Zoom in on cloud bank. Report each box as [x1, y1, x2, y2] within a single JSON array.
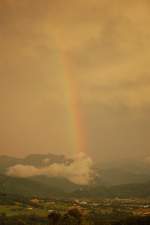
[[6, 153, 93, 185]]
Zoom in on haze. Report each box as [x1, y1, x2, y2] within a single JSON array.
[[0, 0, 150, 163]]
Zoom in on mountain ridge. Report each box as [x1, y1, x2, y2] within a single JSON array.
[[1, 154, 150, 198]]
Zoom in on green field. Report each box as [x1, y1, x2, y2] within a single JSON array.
[[0, 205, 46, 217], [0, 200, 73, 218]]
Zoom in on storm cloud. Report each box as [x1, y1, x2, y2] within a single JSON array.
[[0, 0, 150, 162]]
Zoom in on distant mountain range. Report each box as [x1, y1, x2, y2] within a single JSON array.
[[0, 154, 80, 197], [0, 174, 78, 198], [0, 153, 68, 173], [0, 154, 150, 198], [0, 173, 150, 199], [73, 181, 150, 198]]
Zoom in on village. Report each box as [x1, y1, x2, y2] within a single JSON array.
[[6, 197, 150, 218]]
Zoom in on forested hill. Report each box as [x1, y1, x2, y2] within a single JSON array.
[[1, 174, 150, 198]]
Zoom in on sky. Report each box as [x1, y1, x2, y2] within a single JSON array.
[[0, 0, 150, 163]]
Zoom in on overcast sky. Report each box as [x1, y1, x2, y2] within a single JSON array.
[[0, 0, 150, 162]]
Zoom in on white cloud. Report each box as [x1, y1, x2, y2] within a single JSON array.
[[6, 152, 93, 185]]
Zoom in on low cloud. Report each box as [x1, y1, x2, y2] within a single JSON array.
[[6, 153, 93, 185]]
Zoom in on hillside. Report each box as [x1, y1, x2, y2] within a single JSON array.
[[1, 154, 150, 198], [0, 174, 66, 197], [1, 173, 150, 199], [73, 181, 150, 198]]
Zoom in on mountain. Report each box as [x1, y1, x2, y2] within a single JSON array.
[[0, 154, 150, 198], [0, 153, 69, 173], [0, 174, 72, 197], [73, 181, 150, 198], [1, 154, 150, 185], [0, 155, 20, 173], [1, 173, 150, 198], [22, 153, 69, 167], [96, 167, 150, 186], [0, 154, 81, 197], [30, 176, 79, 193]]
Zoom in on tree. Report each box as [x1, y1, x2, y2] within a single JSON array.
[[66, 207, 83, 225], [48, 210, 61, 225]]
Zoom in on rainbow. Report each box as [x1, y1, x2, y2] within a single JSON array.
[[54, 44, 86, 155]]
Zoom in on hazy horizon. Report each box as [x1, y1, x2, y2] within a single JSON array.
[[1, 0, 150, 164]]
